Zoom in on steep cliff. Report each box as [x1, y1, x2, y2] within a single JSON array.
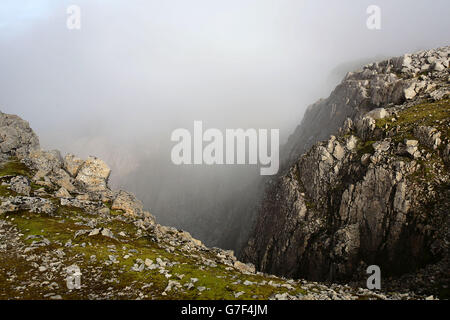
[[241, 46, 450, 297], [1, 111, 418, 300]]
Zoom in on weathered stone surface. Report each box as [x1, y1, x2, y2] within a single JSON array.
[[10, 176, 31, 196], [111, 190, 144, 217], [373, 139, 391, 153], [366, 108, 388, 120], [0, 196, 56, 215], [0, 112, 40, 159], [27, 150, 63, 174], [75, 157, 111, 193], [404, 84, 417, 100], [60, 198, 103, 214], [282, 46, 449, 167], [49, 168, 76, 192], [101, 228, 114, 238], [55, 187, 71, 198], [414, 126, 441, 150], [64, 154, 84, 177], [333, 142, 345, 160], [345, 135, 358, 150], [242, 46, 450, 288], [356, 117, 376, 141], [234, 261, 255, 274]]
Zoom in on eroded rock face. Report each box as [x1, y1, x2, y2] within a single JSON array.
[[0, 112, 40, 160], [0, 196, 56, 215], [27, 150, 63, 173], [243, 124, 449, 282], [25, 150, 76, 192], [242, 46, 450, 288], [414, 126, 442, 150], [0, 109, 141, 217], [64, 154, 84, 177], [10, 176, 31, 196], [112, 190, 146, 217], [55, 187, 71, 199], [282, 46, 449, 168], [75, 157, 111, 193]]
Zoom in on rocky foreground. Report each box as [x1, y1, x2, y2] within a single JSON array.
[[0, 110, 429, 300], [242, 46, 449, 298]]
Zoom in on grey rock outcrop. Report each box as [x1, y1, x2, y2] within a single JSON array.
[[242, 46, 449, 296], [64, 154, 84, 177], [414, 126, 442, 150], [0, 196, 56, 215], [75, 156, 111, 194], [282, 46, 449, 168], [0, 112, 40, 160], [10, 176, 31, 196], [55, 187, 71, 198], [112, 190, 149, 218]]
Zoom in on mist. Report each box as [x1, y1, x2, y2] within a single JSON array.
[[1, 0, 449, 250]]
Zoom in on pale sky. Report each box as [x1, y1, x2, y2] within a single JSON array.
[[1, 0, 449, 151]]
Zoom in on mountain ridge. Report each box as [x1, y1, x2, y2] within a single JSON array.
[[241, 45, 450, 298]]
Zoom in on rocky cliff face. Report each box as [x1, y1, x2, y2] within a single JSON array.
[[1, 110, 419, 300], [0, 112, 40, 160], [241, 46, 450, 297], [282, 46, 449, 168]]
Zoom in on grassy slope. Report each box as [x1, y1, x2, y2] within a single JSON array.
[[0, 161, 310, 300]]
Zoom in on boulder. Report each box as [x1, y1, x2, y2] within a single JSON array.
[[55, 187, 71, 198], [64, 154, 84, 177], [10, 176, 31, 196], [111, 190, 145, 217], [404, 139, 419, 147], [373, 140, 391, 153], [234, 261, 256, 274], [366, 108, 388, 120], [27, 150, 63, 174], [0, 112, 40, 159], [432, 62, 445, 72], [345, 135, 358, 151], [404, 84, 417, 100], [332, 142, 345, 160], [75, 156, 111, 193], [361, 153, 371, 165], [48, 168, 76, 192], [101, 228, 114, 238]]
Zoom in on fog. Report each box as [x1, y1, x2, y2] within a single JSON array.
[[1, 0, 449, 250]]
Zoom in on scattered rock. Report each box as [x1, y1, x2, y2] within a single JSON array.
[[55, 187, 71, 198], [10, 176, 31, 196], [234, 261, 255, 274]]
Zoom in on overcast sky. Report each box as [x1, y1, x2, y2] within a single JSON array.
[[0, 0, 449, 156]]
